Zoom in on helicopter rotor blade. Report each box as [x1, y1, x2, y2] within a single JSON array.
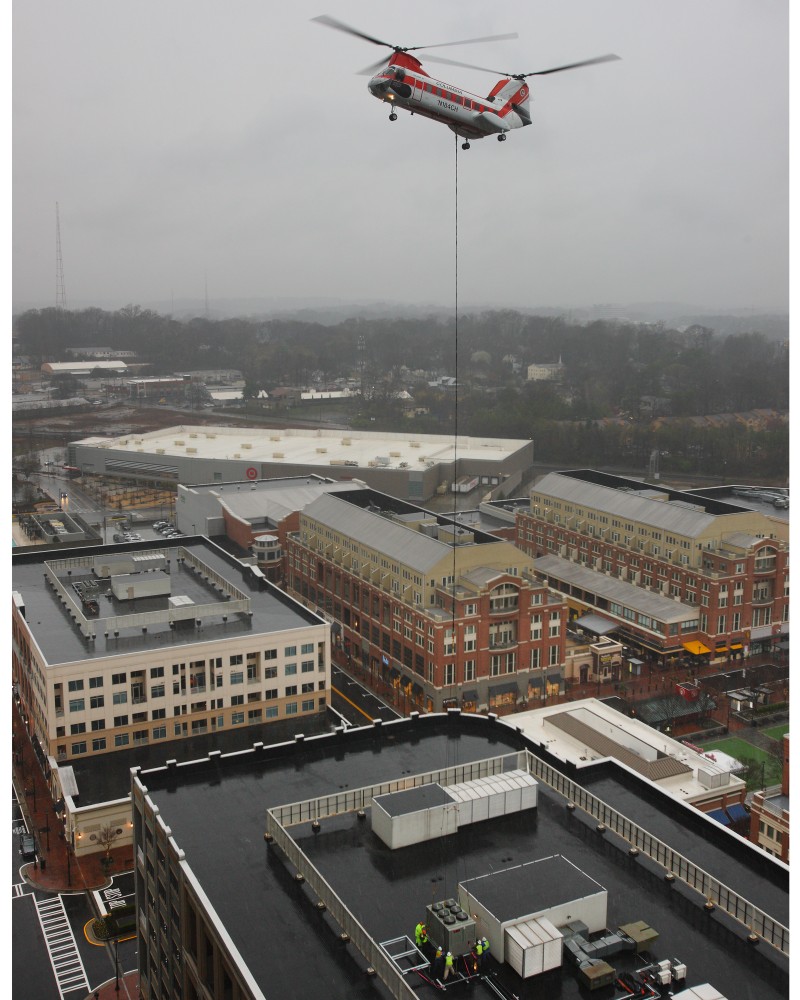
[[311, 14, 394, 50], [357, 57, 394, 77], [419, 51, 621, 79], [522, 54, 621, 77], [405, 32, 518, 53]]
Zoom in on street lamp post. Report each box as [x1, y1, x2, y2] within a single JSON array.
[[115, 935, 121, 992]]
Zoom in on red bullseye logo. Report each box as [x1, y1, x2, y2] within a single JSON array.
[[245, 467, 258, 481]]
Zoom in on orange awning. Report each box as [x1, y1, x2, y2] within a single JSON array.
[[682, 640, 711, 655], [729, 643, 743, 650]]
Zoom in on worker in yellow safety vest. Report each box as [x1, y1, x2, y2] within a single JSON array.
[[444, 951, 454, 980], [415, 922, 428, 948]]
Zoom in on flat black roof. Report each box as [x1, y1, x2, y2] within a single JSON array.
[[374, 783, 452, 817], [12, 536, 323, 665], [461, 855, 604, 923], [138, 714, 788, 1000]]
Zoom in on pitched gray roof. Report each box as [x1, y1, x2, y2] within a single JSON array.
[[301, 494, 452, 574], [533, 554, 695, 624], [534, 472, 718, 537]]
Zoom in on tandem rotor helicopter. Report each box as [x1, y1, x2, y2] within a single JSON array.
[[313, 15, 620, 149]]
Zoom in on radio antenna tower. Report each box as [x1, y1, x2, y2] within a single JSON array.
[[55, 202, 67, 309]]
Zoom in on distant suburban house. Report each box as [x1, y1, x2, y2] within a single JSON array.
[[526, 358, 566, 382]]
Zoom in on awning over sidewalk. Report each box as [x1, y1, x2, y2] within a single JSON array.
[[461, 690, 478, 702], [729, 643, 743, 651], [682, 640, 711, 655], [706, 808, 731, 826], [488, 681, 518, 699]]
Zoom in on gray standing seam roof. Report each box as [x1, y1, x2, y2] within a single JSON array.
[[301, 493, 454, 573], [534, 554, 696, 624], [534, 473, 722, 537]]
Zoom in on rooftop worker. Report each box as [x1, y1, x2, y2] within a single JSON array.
[[475, 937, 484, 971], [443, 951, 455, 981], [481, 936, 490, 963], [415, 922, 428, 948], [432, 946, 444, 980]]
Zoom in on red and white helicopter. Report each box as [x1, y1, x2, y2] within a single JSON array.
[[314, 15, 620, 149]]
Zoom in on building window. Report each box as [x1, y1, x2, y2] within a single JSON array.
[[89, 676, 103, 689], [115, 734, 130, 747], [285, 663, 297, 676], [229, 654, 243, 666], [90, 695, 104, 709], [232, 711, 245, 725], [444, 663, 455, 686], [285, 703, 298, 716], [92, 738, 106, 752], [230, 671, 244, 685], [301, 660, 315, 673], [549, 646, 559, 666], [70, 723, 86, 735], [113, 691, 127, 705], [150, 666, 164, 678], [152, 726, 167, 740], [69, 698, 85, 712], [285, 685, 297, 696], [91, 719, 105, 732], [302, 699, 315, 712], [68, 679, 84, 692], [301, 643, 314, 654], [265, 706, 278, 719], [285, 646, 297, 657], [71, 742, 87, 755], [464, 660, 475, 682], [264, 649, 277, 660], [231, 694, 244, 706]]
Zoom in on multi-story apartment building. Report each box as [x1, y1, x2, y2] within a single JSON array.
[[516, 470, 788, 664], [12, 538, 330, 765], [285, 488, 567, 715], [749, 734, 790, 862]]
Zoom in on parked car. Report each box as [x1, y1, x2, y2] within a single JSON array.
[[19, 832, 36, 860], [112, 533, 127, 543]]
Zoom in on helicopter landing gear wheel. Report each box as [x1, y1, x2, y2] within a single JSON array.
[[462, 141, 470, 150], [498, 133, 507, 142], [389, 112, 397, 122]]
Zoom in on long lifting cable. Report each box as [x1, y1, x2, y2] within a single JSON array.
[[440, 133, 461, 904]]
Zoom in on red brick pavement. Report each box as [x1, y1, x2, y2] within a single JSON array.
[[12, 700, 134, 894], [81, 970, 141, 1000]]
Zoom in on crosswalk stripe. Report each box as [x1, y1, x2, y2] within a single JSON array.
[[34, 895, 90, 999]]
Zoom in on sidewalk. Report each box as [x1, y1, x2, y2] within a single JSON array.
[[80, 970, 141, 1000], [12, 700, 134, 894]]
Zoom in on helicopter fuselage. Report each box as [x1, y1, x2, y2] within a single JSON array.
[[368, 54, 530, 140]]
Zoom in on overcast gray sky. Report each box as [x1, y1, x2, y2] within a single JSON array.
[[12, 0, 789, 314]]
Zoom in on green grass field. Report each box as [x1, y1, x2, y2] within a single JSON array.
[[699, 737, 783, 790], [761, 723, 789, 741]]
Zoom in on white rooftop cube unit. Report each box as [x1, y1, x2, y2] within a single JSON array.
[[443, 769, 537, 827], [111, 571, 171, 601], [672, 987, 726, 1000], [93, 552, 166, 578], [504, 916, 563, 978], [459, 855, 607, 967], [370, 785, 457, 850]]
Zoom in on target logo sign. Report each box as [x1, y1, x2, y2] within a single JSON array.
[[245, 467, 258, 481]]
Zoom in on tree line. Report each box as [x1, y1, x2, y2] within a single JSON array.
[[14, 306, 789, 480]]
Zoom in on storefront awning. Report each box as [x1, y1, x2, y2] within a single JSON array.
[[726, 803, 749, 824], [388, 667, 400, 681], [575, 613, 617, 636], [714, 646, 728, 653], [627, 658, 644, 666], [706, 808, 731, 826], [682, 640, 711, 655], [461, 690, 478, 702], [528, 676, 543, 689], [401, 675, 412, 690], [729, 643, 743, 651], [412, 683, 423, 698], [488, 681, 518, 698], [547, 672, 563, 684]]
